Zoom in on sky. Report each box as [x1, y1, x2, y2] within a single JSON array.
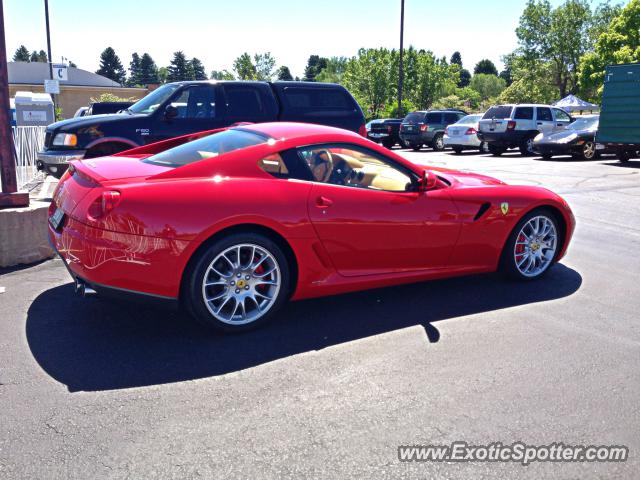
[[5, 0, 571, 79]]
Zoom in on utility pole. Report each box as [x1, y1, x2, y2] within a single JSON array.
[[0, 0, 29, 207], [398, 0, 405, 118], [44, 0, 56, 112]]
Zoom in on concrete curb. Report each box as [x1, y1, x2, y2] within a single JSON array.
[[0, 201, 54, 268]]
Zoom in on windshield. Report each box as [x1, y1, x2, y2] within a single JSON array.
[[567, 116, 598, 131], [128, 84, 180, 114], [456, 114, 482, 124], [143, 129, 268, 168]]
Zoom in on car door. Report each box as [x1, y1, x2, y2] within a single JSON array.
[[536, 107, 555, 134], [552, 108, 572, 131], [220, 83, 277, 124], [148, 84, 224, 143], [298, 143, 461, 277]]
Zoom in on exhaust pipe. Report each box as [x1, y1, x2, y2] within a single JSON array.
[[74, 279, 97, 297]]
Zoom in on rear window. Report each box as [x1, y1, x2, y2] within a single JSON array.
[[142, 129, 267, 168], [283, 87, 351, 109], [514, 107, 534, 120], [404, 112, 425, 123], [483, 106, 513, 119]]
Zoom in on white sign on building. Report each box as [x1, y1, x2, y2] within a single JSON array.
[[44, 79, 60, 94], [52, 64, 68, 81]]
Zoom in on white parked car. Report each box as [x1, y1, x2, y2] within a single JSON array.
[[443, 114, 489, 154], [478, 104, 573, 156]]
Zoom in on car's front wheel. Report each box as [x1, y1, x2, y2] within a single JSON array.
[[185, 233, 291, 332], [579, 141, 596, 160], [500, 210, 559, 280], [432, 133, 445, 151]]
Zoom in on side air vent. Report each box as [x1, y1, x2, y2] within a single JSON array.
[[473, 202, 492, 221]]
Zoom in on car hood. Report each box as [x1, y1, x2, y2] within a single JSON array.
[[434, 168, 506, 187], [47, 112, 140, 132], [537, 128, 594, 143]]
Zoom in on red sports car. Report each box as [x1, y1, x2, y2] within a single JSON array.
[[48, 122, 575, 332]]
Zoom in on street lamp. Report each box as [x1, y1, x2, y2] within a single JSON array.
[[398, 0, 405, 118]]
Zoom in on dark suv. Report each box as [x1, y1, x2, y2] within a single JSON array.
[[367, 118, 406, 149], [399, 109, 468, 151]]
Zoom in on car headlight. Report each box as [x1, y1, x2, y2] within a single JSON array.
[[534, 133, 543, 142], [52, 133, 78, 147], [557, 133, 578, 144]]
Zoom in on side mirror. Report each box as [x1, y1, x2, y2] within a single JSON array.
[[164, 104, 178, 120], [419, 170, 438, 192]]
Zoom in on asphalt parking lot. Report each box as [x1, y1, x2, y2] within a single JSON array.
[[1, 149, 639, 479]]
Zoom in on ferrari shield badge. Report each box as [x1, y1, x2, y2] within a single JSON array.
[[500, 202, 509, 215]]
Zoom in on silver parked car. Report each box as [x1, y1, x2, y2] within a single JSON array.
[[443, 114, 489, 154]]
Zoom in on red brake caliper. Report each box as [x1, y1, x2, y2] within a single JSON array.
[[515, 233, 526, 258]]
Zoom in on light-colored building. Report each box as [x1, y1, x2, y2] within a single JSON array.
[[8, 62, 147, 119]]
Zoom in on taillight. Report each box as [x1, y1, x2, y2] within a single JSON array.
[[420, 124, 428, 132], [88, 191, 121, 219], [507, 120, 517, 131], [358, 124, 367, 137], [465, 127, 478, 135]]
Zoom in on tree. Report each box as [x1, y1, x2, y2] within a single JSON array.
[[303, 55, 328, 81], [157, 67, 168, 84], [315, 57, 348, 83], [30, 50, 47, 62], [516, 0, 593, 97], [139, 53, 159, 84], [470, 73, 507, 99], [210, 69, 235, 80], [499, 68, 512, 86], [167, 51, 192, 82], [233, 52, 257, 80], [579, 0, 639, 99], [450, 51, 463, 66], [474, 59, 498, 76], [254, 53, 276, 81], [13, 45, 30, 62], [96, 47, 126, 84], [342, 48, 395, 118], [276, 66, 293, 81], [190, 58, 207, 80], [458, 69, 472, 87], [128, 53, 142, 86]]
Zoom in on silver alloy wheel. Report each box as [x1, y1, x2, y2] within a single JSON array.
[[526, 138, 535, 153], [583, 141, 596, 159], [480, 141, 490, 153], [202, 243, 281, 325], [435, 135, 444, 149], [514, 215, 558, 278]]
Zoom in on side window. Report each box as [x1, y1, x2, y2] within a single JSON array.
[[283, 87, 351, 109], [224, 86, 267, 119], [514, 107, 534, 120], [425, 113, 442, 124], [554, 108, 571, 122], [444, 113, 459, 124], [170, 86, 216, 119], [298, 145, 414, 192], [536, 107, 553, 121], [258, 154, 289, 179]]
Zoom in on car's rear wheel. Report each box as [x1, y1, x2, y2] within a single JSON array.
[[519, 137, 536, 156], [500, 210, 559, 280], [432, 133, 445, 151], [382, 139, 394, 149], [618, 151, 631, 163], [411, 144, 422, 151], [479, 141, 490, 154], [488, 144, 504, 156], [186, 233, 291, 332]]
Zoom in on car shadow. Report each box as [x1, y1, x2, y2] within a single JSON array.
[[603, 160, 640, 169], [26, 265, 582, 392]]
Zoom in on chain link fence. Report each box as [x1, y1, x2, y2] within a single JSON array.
[[4, 126, 47, 192]]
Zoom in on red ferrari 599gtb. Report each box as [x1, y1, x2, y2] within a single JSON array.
[[48, 122, 575, 332]]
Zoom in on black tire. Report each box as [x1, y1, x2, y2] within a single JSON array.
[[452, 147, 463, 155], [431, 133, 445, 151], [488, 144, 504, 156], [618, 151, 631, 163], [382, 139, 394, 149], [519, 137, 536, 156], [400, 139, 410, 149], [185, 232, 291, 333], [479, 142, 490, 154], [580, 141, 596, 160], [499, 209, 560, 281], [411, 144, 422, 151]]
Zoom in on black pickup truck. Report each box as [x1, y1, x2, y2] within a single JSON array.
[[38, 81, 365, 177], [367, 118, 406, 149]]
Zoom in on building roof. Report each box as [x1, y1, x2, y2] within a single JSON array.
[[8, 61, 122, 87]]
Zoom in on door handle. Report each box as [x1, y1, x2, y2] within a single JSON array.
[[316, 196, 333, 208], [537, 122, 543, 125]]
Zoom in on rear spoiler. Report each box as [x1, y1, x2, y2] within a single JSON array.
[[113, 127, 230, 157]]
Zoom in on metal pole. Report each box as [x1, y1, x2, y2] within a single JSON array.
[[44, 0, 56, 112], [0, 0, 29, 206], [398, 0, 405, 118]]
